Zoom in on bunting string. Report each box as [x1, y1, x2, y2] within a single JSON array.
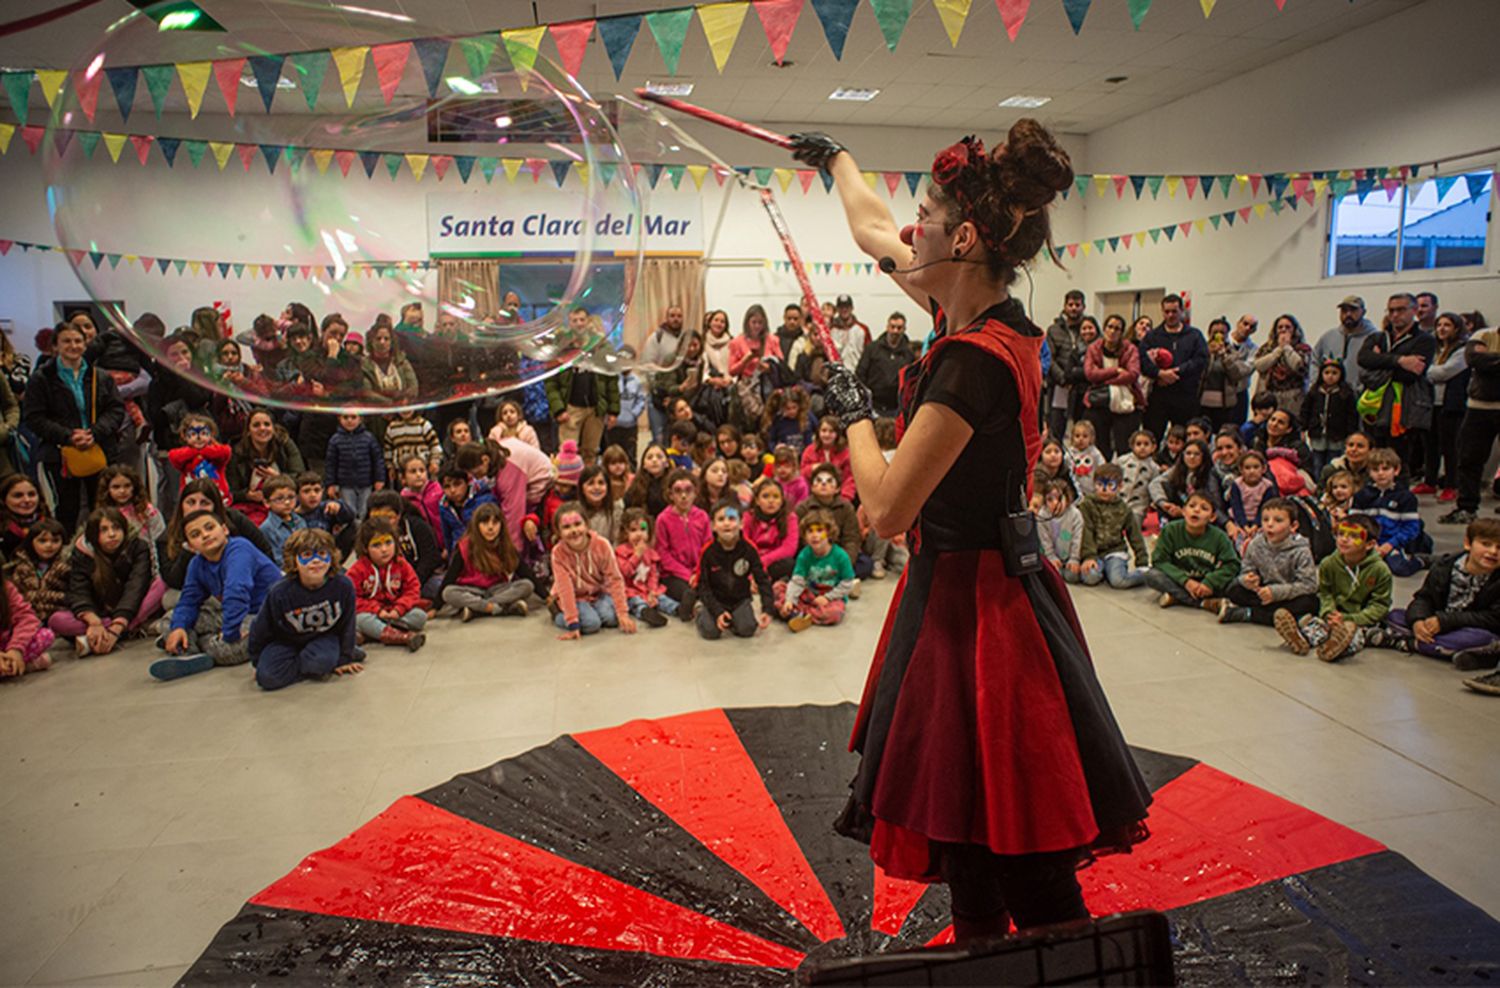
[[0, 235, 431, 281]]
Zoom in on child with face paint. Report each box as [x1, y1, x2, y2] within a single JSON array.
[[614, 507, 678, 628], [695, 500, 774, 640], [551, 502, 635, 639], [654, 468, 712, 620], [348, 519, 427, 652], [246, 528, 361, 690], [1276, 513, 1392, 662]]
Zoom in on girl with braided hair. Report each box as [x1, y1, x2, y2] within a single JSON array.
[[791, 121, 1150, 940]]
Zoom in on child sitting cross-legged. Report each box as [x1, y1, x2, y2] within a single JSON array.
[[257, 475, 308, 564], [1367, 517, 1500, 673], [1225, 449, 1279, 552], [551, 502, 636, 639], [8, 518, 71, 626], [348, 518, 427, 652], [774, 508, 855, 633], [1145, 492, 1240, 610], [1078, 463, 1149, 589], [1275, 513, 1392, 662], [1113, 429, 1160, 526], [247, 528, 361, 691], [52, 507, 165, 657], [795, 463, 867, 584], [440, 503, 533, 622], [696, 501, 774, 640], [366, 490, 444, 605], [0, 566, 55, 678], [1218, 497, 1318, 626], [614, 507, 678, 628], [655, 468, 711, 621], [1038, 479, 1084, 581], [1351, 447, 1430, 577]]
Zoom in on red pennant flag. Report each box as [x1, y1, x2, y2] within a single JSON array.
[[1179, 221, 1192, 237], [261, 264, 273, 278], [550, 20, 596, 78], [1112, 175, 1129, 198], [235, 143, 257, 171], [20, 125, 44, 155], [995, 0, 1031, 40], [1122, 233, 1133, 248], [371, 42, 410, 104], [1291, 176, 1310, 198], [1066, 243, 1078, 258], [1183, 175, 1199, 198], [431, 154, 453, 180], [1274, 0, 1287, 8], [299, 264, 312, 278], [712, 165, 729, 186], [67, 248, 86, 266], [138, 256, 154, 271], [334, 150, 356, 176], [213, 58, 245, 116], [754, 0, 803, 64], [74, 67, 103, 122], [0, 240, 12, 255], [797, 169, 816, 193], [1238, 206, 1252, 221], [1249, 174, 1263, 196], [129, 134, 153, 165], [526, 157, 546, 182], [883, 171, 901, 195]]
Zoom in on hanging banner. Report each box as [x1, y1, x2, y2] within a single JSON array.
[[427, 188, 703, 257]]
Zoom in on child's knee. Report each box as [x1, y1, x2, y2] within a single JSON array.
[[1080, 567, 1103, 586]]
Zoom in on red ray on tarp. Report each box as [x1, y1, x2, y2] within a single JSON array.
[[574, 708, 848, 943], [871, 866, 930, 936], [250, 796, 805, 970]]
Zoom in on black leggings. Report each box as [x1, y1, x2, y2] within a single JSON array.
[[938, 842, 1088, 939]]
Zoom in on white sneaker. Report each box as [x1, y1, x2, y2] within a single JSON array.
[[871, 562, 887, 580], [850, 578, 862, 599], [75, 636, 92, 658], [1158, 592, 1175, 608]]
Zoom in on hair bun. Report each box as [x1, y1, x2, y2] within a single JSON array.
[[993, 118, 1073, 208]]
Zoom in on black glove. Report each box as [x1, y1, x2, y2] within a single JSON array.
[[789, 132, 846, 173], [823, 364, 875, 430]]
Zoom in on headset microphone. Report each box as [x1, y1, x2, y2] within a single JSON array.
[[877, 256, 982, 275]]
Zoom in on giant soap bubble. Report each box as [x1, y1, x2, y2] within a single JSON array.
[[42, 0, 670, 413]]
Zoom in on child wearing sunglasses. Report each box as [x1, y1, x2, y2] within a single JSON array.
[[247, 528, 361, 690], [167, 413, 232, 501], [654, 468, 712, 621], [1275, 513, 1392, 662]]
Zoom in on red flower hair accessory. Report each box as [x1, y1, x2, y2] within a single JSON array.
[[931, 135, 984, 187]]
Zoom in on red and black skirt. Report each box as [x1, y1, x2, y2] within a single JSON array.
[[835, 541, 1152, 883]]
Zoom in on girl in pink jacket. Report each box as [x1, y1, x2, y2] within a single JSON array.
[[742, 478, 801, 582], [551, 503, 635, 639], [800, 416, 856, 501], [653, 469, 712, 618], [614, 507, 679, 629], [0, 570, 54, 677]]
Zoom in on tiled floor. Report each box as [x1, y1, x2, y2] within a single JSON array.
[[3, 512, 1497, 985]]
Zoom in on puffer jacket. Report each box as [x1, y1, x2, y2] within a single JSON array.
[[64, 536, 153, 621], [325, 424, 385, 490]]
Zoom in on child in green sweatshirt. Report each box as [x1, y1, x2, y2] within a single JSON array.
[[1146, 492, 1240, 609], [1276, 513, 1392, 662]]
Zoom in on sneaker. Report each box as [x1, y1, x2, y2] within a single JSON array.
[[149, 653, 215, 681], [788, 614, 814, 633], [1318, 621, 1358, 662], [871, 562, 887, 580], [1462, 670, 1500, 695], [1200, 596, 1223, 613], [459, 606, 475, 623], [1438, 488, 1458, 502], [1452, 645, 1500, 672], [405, 632, 426, 653], [1439, 508, 1477, 525], [1274, 609, 1310, 655], [1410, 482, 1437, 495], [1158, 592, 1175, 608], [26, 653, 53, 672], [640, 606, 668, 628], [1367, 627, 1414, 653], [503, 600, 529, 618], [850, 579, 863, 600], [1218, 600, 1250, 624], [74, 636, 92, 658]]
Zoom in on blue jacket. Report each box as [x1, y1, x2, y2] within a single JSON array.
[[298, 499, 354, 534], [1139, 324, 1209, 394], [439, 488, 498, 553], [259, 511, 307, 565], [247, 572, 357, 660], [325, 424, 384, 490], [1352, 481, 1425, 552], [170, 536, 284, 641]]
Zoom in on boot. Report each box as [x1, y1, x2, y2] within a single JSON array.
[[640, 606, 668, 628], [379, 626, 425, 652]]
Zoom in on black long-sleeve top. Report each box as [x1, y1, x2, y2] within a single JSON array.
[[695, 537, 774, 617]]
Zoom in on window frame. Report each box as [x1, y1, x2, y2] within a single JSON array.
[[1324, 168, 1494, 279]]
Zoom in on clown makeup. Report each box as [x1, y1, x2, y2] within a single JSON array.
[[367, 533, 396, 566]]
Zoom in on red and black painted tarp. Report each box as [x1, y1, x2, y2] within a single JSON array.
[[182, 703, 1500, 985]]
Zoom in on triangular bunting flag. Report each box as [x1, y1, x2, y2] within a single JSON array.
[[996, 0, 1030, 40], [405, 153, 428, 181], [1161, 226, 1174, 241], [212, 58, 246, 116], [1062, 0, 1092, 34], [810, 0, 859, 59], [431, 154, 453, 180], [35, 69, 66, 108], [102, 131, 127, 163], [598, 16, 643, 80], [1434, 175, 1458, 201], [182, 138, 204, 166], [549, 159, 570, 186], [1179, 221, 1193, 236], [290, 51, 329, 110], [1194, 218, 1206, 232], [1129, 175, 1146, 198], [384, 153, 403, 179], [19, 125, 42, 155], [501, 157, 523, 182], [798, 169, 817, 193], [233, 263, 245, 278], [775, 167, 794, 192], [1127, 0, 1151, 29], [1146, 175, 1163, 198], [458, 34, 498, 78], [1216, 174, 1232, 198], [884, 171, 902, 195], [1121, 233, 1133, 248], [159, 258, 172, 273], [1107, 236, 1119, 251], [331, 46, 368, 107], [1149, 228, 1161, 243], [1073, 174, 1089, 198], [73, 67, 103, 122], [686, 164, 709, 189], [1243, 206, 1257, 220], [503, 25, 548, 77], [644, 163, 664, 188], [699, 3, 750, 71], [1112, 175, 1129, 198], [870, 0, 913, 51], [1183, 175, 1199, 198], [1200, 0, 1216, 14], [1165, 175, 1181, 197], [174, 259, 186, 273], [358, 149, 381, 178], [1066, 243, 1079, 257], [526, 158, 546, 182], [274, 265, 285, 279], [261, 144, 283, 172], [453, 155, 474, 182], [129, 134, 153, 165], [248, 55, 284, 111], [0, 122, 13, 155], [1466, 173, 1492, 202], [667, 164, 686, 189], [821, 170, 835, 192], [1223, 210, 1236, 226], [479, 157, 498, 182], [310, 148, 333, 173], [1, 72, 32, 127], [646, 9, 695, 74], [141, 65, 174, 118], [600, 161, 619, 187], [550, 20, 595, 78], [1209, 214, 1221, 229], [905, 171, 923, 195], [175, 61, 212, 118], [235, 143, 257, 171], [52, 127, 72, 157], [754, 0, 803, 64], [411, 38, 448, 97], [934, 0, 971, 45], [371, 43, 411, 104], [754, 166, 774, 186], [89, 250, 104, 267], [283, 146, 304, 172]]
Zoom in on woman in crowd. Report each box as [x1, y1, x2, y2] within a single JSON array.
[[1082, 313, 1143, 460], [227, 409, 308, 525], [362, 323, 419, 405], [1253, 314, 1311, 415]]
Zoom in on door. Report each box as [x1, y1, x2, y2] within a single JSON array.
[[1095, 289, 1165, 327]]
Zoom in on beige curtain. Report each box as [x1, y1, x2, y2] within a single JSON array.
[[624, 257, 704, 350], [437, 259, 501, 327]]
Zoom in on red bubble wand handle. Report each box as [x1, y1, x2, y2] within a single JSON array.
[[634, 88, 839, 363]]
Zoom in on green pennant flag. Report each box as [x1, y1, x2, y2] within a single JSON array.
[[1146, 175, 1163, 198], [1127, 0, 1152, 29], [1, 72, 32, 127], [1092, 239, 1105, 252], [667, 164, 685, 189], [1074, 175, 1089, 198], [290, 51, 330, 110], [141, 65, 174, 118], [173, 259, 186, 273], [600, 162, 618, 187], [284, 146, 305, 172], [185, 139, 207, 166], [1270, 199, 1285, 214], [77, 130, 101, 159], [480, 156, 499, 182], [458, 35, 498, 77], [1149, 228, 1161, 243], [385, 153, 403, 179], [870, 0, 913, 51], [233, 263, 246, 277], [108, 253, 122, 269], [754, 166, 773, 186], [645, 9, 694, 74], [1216, 175, 1232, 198], [1209, 214, 1221, 229]]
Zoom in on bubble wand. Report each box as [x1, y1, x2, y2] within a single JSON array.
[[634, 89, 839, 363]]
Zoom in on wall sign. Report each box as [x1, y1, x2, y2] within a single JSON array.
[[428, 189, 703, 258]]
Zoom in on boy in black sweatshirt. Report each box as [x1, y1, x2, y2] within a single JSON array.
[[247, 528, 360, 691], [696, 501, 774, 640]]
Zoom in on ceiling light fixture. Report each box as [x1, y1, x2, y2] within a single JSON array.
[[829, 87, 879, 102], [334, 4, 415, 23], [644, 81, 694, 97], [998, 95, 1051, 108]]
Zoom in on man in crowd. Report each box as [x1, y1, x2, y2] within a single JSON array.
[[828, 294, 870, 371], [1442, 317, 1500, 526], [1139, 294, 1207, 438], [1416, 291, 1440, 335], [546, 307, 619, 464], [1045, 289, 1088, 440], [776, 303, 805, 358], [640, 303, 686, 445], [1358, 292, 1434, 461], [1314, 296, 1380, 392], [855, 312, 918, 418], [1229, 313, 1260, 425]]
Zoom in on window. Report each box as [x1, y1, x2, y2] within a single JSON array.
[[1326, 169, 1492, 277]]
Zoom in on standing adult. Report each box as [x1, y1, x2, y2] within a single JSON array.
[[146, 332, 215, 516], [697, 309, 735, 426], [1252, 314, 1312, 415], [361, 324, 420, 405], [727, 304, 783, 431], [792, 120, 1149, 941], [1, 323, 31, 400], [1044, 289, 1087, 440], [1418, 312, 1469, 499], [1415, 291, 1440, 335], [1358, 293, 1435, 464], [1138, 294, 1207, 438], [775, 302, 805, 358], [1313, 296, 1380, 393], [546, 308, 619, 464], [1200, 317, 1254, 431], [1443, 318, 1500, 525], [1227, 314, 1259, 425], [0, 375, 18, 478], [22, 322, 124, 530], [856, 312, 919, 418], [640, 304, 687, 445], [1082, 313, 1144, 459], [829, 294, 871, 371]]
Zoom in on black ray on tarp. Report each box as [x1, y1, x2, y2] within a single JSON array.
[[1130, 746, 1199, 792], [418, 734, 821, 952], [178, 905, 793, 987]]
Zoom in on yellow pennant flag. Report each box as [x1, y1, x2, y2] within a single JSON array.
[[102, 132, 127, 162], [1254, 203, 1268, 218], [933, 0, 973, 46], [176, 61, 212, 118], [698, 2, 749, 72], [188, 261, 202, 275], [1194, 219, 1206, 233], [1312, 178, 1329, 197], [0, 122, 13, 154], [686, 164, 709, 189], [501, 158, 523, 182], [775, 168, 794, 193], [331, 46, 369, 107], [35, 69, 67, 108], [502, 25, 547, 89], [248, 265, 260, 279], [862, 171, 878, 190], [405, 154, 429, 181], [1165, 176, 1181, 197], [311, 148, 334, 174], [1236, 174, 1250, 189], [1094, 175, 1110, 197], [1081, 242, 1093, 256], [209, 140, 234, 170], [1199, 0, 1216, 16], [574, 161, 590, 186]]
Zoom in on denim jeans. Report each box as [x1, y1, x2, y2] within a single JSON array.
[[627, 594, 680, 619], [1082, 552, 1146, 589], [554, 594, 619, 634]]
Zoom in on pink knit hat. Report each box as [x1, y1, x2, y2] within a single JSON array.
[[554, 440, 584, 484]]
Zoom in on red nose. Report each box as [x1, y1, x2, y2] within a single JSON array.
[[898, 224, 915, 246]]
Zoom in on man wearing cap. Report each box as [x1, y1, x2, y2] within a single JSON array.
[[1314, 296, 1380, 393], [828, 294, 871, 371]]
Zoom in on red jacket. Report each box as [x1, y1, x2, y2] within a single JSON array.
[[169, 442, 232, 500], [800, 444, 856, 501], [615, 542, 664, 601], [742, 510, 800, 568], [347, 556, 421, 615]]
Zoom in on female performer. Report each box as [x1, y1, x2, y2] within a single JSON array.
[[791, 121, 1151, 941]]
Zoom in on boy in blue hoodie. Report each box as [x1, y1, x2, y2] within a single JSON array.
[[325, 412, 385, 520], [248, 528, 360, 691], [437, 465, 497, 553], [1351, 447, 1430, 576], [150, 511, 284, 681]]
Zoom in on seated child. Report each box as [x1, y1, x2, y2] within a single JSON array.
[[325, 412, 386, 520], [1113, 429, 1160, 525], [168, 413, 232, 500], [440, 503, 534, 621], [0, 567, 55, 678], [8, 518, 71, 624], [488, 398, 540, 448], [726, 459, 755, 511], [1078, 464, 1148, 589], [1184, 416, 1213, 448], [743, 478, 800, 582], [457, 440, 529, 551], [539, 441, 584, 533], [1064, 419, 1107, 497], [1369, 517, 1500, 670], [382, 408, 442, 483], [625, 444, 672, 517], [666, 421, 697, 471], [257, 475, 307, 564], [367, 491, 444, 604], [1275, 513, 1392, 662], [1145, 492, 1240, 608], [438, 465, 498, 554], [151, 510, 285, 681], [1038, 479, 1083, 581], [246, 528, 361, 691], [1351, 447, 1430, 577], [1219, 497, 1318, 625], [795, 463, 867, 583], [51, 507, 165, 657], [1239, 392, 1276, 449], [655, 468, 712, 620], [551, 502, 636, 638], [1155, 424, 1187, 470], [295, 471, 356, 557], [348, 518, 427, 651], [1031, 436, 1074, 510], [800, 416, 856, 501], [771, 445, 810, 507], [775, 508, 855, 632], [615, 507, 678, 628], [399, 455, 444, 537], [1226, 450, 1278, 550], [696, 501, 774, 640], [1321, 469, 1357, 523]]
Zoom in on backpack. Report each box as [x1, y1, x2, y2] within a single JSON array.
[[1289, 495, 1335, 562]]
